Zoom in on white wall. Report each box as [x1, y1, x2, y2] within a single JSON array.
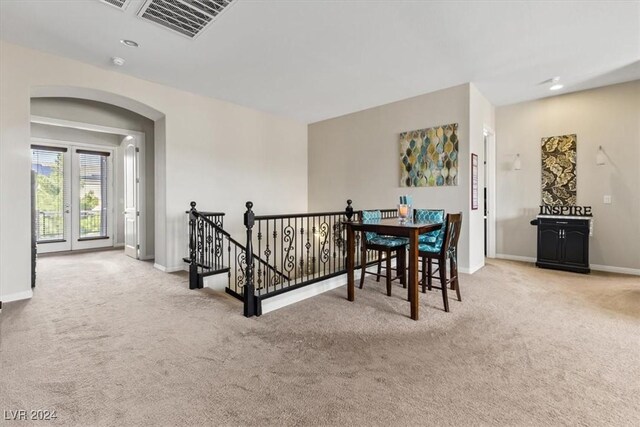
[[0, 41, 308, 301], [308, 83, 490, 273], [495, 80, 640, 271], [469, 84, 496, 270]]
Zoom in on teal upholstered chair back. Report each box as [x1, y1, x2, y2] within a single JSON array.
[[415, 209, 445, 244], [419, 212, 462, 256], [361, 210, 381, 242]]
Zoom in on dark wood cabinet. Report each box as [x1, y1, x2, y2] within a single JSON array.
[[536, 217, 590, 274]]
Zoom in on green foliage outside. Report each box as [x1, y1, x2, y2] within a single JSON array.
[[35, 154, 103, 238], [81, 191, 100, 210]]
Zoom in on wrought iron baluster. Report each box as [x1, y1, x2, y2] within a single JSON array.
[[226, 234, 231, 291], [304, 217, 313, 277], [264, 220, 271, 293], [280, 218, 284, 291], [257, 221, 262, 295], [311, 218, 317, 279]]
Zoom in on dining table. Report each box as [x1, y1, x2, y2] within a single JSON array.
[[344, 218, 443, 320]]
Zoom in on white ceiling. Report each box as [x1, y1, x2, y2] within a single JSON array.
[[1, 0, 639, 123]]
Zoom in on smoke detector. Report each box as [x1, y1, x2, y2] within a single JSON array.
[[112, 57, 126, 66]]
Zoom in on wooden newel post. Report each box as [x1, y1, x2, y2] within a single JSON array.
[[345, 199, 354, 221], [188, 201, 199, 290], [345, 199, 355, 301], [243, 201, 257, 317]]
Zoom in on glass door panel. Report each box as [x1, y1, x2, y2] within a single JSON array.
[[72, 148, 113, 250], [31, 145, 71, 252], [77, 150, 109, 239]]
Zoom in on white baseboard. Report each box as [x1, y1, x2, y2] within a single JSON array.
[[154, 263, 186, 273], [495, 253, 536, 263], [261, 270, 362, 315], [590, 264, 640, 276], [139, 255, 155, 261], [153, 263, 167, 272], [460, 262, 484, 274], [113, 243, 125, 248], [495, 254, 640, 276], [1, 289, 33, 303]]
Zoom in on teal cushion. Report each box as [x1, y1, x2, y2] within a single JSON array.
[[369, 236, 409, 247], [415, 209, 444, 244], [418, 242, 441, 253], [419, 220, 456, 254], [361, 210, 382, 242]]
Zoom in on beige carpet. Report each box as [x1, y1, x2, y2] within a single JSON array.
[[1, 250, 639, 426]]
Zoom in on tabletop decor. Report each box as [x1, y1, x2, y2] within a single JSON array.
[[399, 123, 459, 187], [541, 134, 577, 206], [398, 195, 413, 223]]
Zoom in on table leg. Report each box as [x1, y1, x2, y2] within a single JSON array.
[[347, 224, 355, 302], [409, 229, 419, 320], [398, 246, 406, 288]]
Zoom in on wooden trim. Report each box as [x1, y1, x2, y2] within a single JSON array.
[[31, 144, 67, 152], [76, 149, 111, 157]]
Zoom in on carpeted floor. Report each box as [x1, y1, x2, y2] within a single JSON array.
[[1, 250, 639, 426]]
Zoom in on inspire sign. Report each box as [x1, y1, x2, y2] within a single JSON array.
[[539, 205, 592, 217]]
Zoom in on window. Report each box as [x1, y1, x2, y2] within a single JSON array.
[[77, 150, 110, 240], [31, 145, 67, 242]]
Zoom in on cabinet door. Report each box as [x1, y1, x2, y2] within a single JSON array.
[[563, 226, 589, 266], [538, 225, 562, 263]]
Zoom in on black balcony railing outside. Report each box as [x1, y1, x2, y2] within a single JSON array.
[[36, 209, 105, 242]]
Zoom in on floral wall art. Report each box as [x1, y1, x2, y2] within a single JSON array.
[[399, 123, 459, 187], [541, 134, 577, 206]]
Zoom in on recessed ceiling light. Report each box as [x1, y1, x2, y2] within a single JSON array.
[[120, 39, 139, 48], [549, 84, 564, 91]]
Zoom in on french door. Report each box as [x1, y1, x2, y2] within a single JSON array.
[[31, 144, 114, 253]]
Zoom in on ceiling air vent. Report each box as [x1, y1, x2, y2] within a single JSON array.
[[100, 0, 131, 10], [138, 0, 235, 39]]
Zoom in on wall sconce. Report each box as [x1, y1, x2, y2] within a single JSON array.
[[513, 154, 522, 170], [596, 145, 606, 165]]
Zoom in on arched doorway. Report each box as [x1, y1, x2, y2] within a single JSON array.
[[28, 86, 166, 286]]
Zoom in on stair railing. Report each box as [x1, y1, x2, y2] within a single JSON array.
[[186, 202, 289, 297]]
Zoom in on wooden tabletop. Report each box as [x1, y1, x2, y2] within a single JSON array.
[[344, 218, 442, 235]]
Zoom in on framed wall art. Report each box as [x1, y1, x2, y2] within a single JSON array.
[[541, 134, 577, 206], [399, 123, 459, 187]]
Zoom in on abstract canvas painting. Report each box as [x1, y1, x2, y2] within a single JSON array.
[[399, 123, 458, 187], [541, 134, 577, 206]]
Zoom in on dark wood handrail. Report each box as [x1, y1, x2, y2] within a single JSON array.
[[254, 208, 396, 221], [184, 210, 225, 217]]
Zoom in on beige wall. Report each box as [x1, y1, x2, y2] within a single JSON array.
[[308, 83, 494, 273], [496, 80, 640, 271], [0, 41, 308, 301]]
